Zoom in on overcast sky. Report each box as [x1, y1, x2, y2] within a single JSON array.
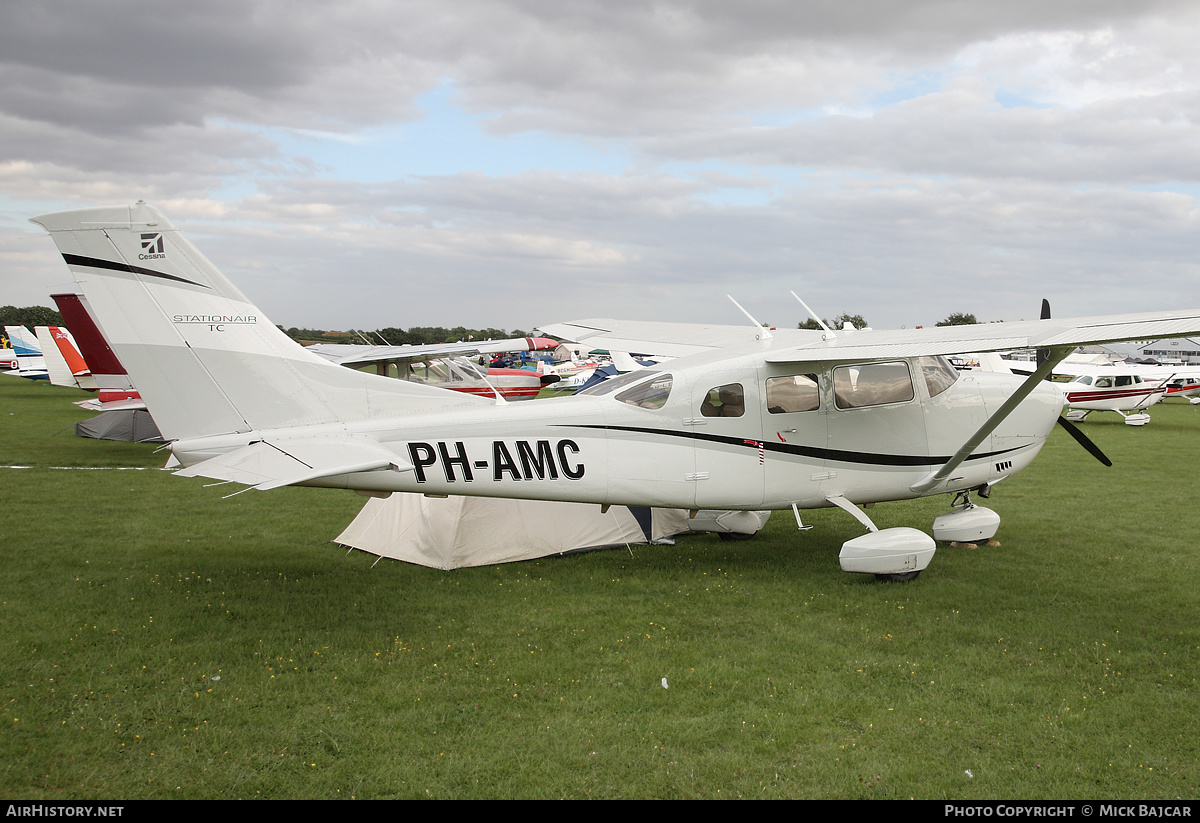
[[2, 1, 1198, 333]]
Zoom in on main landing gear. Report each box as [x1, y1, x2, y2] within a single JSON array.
[[830, 489, 1003, 582]]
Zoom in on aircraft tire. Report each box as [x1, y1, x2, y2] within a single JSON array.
[[717, 531, 757, 541], [875, 571, 921, 582]]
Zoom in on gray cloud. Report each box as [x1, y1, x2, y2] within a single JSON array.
[[4, 1, 1199, 333]]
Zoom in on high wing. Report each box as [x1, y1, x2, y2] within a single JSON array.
[[535, 318, 812, 358], [760, 310, 1200, 363], [307, 336, 556, 368], [541, 311, 1200, 364]]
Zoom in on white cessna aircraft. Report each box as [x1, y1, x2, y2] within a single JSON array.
[[1059, 366, 1170, 426], [30, 203, 1200, 580]]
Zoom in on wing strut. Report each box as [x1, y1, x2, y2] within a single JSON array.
[[910, 345, 1073, 494], [726, 296, 773, 340]]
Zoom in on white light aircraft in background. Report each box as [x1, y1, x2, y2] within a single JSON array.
[[31, 203, 1200, 580], [1059, 367, 1170, 426], [1056, 362, 1200, 425]]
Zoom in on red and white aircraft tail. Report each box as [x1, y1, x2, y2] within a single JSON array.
[[36, 325, 96, 391], [51, 293, 146, 410]]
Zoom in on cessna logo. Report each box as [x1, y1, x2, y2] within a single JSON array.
[[139, 233, 165, 260], [408, 439, 585, 483]]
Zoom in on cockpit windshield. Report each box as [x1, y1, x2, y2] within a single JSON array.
[[919, 356, 960, 398], [579, 370, 673, 409]]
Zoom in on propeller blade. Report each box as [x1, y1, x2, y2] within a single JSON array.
[[1056, 415, 1113, 467], [1036, 299, 1052, 370]]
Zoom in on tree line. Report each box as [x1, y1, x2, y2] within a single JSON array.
[[5, 301, 983, 346], [797, 312, 981, 330], [1, 305, 65, 329], [1, 306, 527, 349]]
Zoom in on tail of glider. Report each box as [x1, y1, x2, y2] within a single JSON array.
[[31, 202, 484, 441]]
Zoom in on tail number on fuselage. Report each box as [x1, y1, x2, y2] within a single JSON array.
[[407, 439, 585, 483]]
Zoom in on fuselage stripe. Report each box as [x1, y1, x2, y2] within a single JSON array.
[[559, 424, 1028, 467]]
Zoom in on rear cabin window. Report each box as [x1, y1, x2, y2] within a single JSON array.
[[833, 361, 915, 409], [700, 384, 745, 417], [765, 374, 820, 413]]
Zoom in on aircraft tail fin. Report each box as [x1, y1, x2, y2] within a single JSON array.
[[4, 325, 41, 358], [51, 327, 92, 378], [4, 325, 47, 377], [36, 326, 95, 390], [31, 203, 485, 441], [51, 292, 139, 404]]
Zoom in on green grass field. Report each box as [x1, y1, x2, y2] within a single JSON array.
[[2, 377, 1198, 799]]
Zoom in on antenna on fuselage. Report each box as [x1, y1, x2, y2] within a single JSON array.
[[790, 291, 835, 337], [726, 295, 773, 340]]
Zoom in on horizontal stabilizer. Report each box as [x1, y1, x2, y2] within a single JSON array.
[[175, 437, 410, 491], [74, 397, 148, 412]]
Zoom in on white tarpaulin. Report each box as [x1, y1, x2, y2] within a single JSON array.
[[336, 493, 690, 570]]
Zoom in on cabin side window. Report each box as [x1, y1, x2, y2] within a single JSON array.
[[700, 384, 745, 417], [765, 374, 820, 413], [919, 356, 959, 398], [833, 361, 915, 409]]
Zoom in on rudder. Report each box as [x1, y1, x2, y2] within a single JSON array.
[[32, 202, 483, 441]]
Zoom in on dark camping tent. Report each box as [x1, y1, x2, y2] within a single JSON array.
[[75, 410, 164, 443]]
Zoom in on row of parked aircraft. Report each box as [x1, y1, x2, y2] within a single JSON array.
[[1005, 354, 1200, 424], [5, 301, 565, 408], [22, 202, 1200, 580], [304, 337, 560, 401]]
